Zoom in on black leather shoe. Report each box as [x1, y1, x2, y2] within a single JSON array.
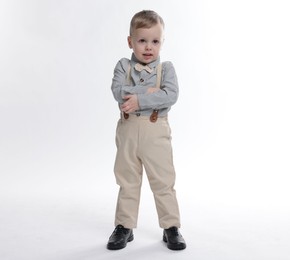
[[107, 225, 134, 250], [163, 227, 186, 250]]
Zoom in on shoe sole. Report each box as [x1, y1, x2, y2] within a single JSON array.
[[107, 234, 134, 250]]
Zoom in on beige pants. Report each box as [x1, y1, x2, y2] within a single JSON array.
[[113, 114, 181, 229]]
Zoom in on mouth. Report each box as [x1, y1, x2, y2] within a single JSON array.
[[143, 53, 153, 58]]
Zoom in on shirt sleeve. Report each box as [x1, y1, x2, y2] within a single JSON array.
[[111, 58, 148, 103], [137, 61, 179, 110]]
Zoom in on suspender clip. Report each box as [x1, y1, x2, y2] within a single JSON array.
[[150, 110, 158, 123]]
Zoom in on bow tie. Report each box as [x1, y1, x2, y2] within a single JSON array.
[[134, 63, 153, 73]]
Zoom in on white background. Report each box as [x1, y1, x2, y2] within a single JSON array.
[[0, 0, 289, 259]]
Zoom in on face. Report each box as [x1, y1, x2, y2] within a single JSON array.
[[128, 23, 164, 64]]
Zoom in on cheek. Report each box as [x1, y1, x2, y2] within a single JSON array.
[[135, 45, 143, 52], [153, 46, 161, 52]]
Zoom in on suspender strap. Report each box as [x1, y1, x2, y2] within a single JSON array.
[[126, 64, 132, 85], [155, 63, 162, 89], [150, 63, 162, 122]]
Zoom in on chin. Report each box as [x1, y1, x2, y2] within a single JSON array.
[[143, 58, 154, 64]]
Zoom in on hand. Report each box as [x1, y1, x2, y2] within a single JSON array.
[[146, 87, 159, 94], [121, 95, 140, 113]]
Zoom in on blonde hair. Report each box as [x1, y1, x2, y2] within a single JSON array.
[[129, 10, 164, 36]]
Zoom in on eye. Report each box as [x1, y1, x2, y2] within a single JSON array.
[[153, 40, 160, 45], [138, 39, 146, 43]]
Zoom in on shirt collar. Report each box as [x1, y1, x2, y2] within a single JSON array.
[[130, 53, 160, 70]]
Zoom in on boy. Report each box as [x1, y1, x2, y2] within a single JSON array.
[[107, 10, 186, 251]]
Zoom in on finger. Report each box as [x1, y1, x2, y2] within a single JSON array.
[[123, 95, 132, 100], [121, 100, 129, 107], [121, 105, 130, 112]]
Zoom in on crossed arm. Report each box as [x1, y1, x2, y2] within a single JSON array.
[[111, 59, 179, 113], [121, 87, 158, 114]]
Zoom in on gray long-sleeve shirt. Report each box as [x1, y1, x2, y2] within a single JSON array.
[[111, 53, 179, 117]]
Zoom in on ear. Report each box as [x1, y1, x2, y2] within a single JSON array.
[[127, 36, 133, 49]]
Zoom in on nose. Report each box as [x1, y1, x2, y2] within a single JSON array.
[[145, 42, 152, 50]]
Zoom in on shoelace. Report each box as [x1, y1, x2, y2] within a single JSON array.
[[114, 225, 128, 236], [168, 227, 179, 236]]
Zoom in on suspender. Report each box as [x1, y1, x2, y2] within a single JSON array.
[[155, 63, 163, 89], [125, 62, 163, 122], [126, 65, 132, 85]]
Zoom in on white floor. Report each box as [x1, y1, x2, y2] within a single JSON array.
[[1, 176, 289, 260]]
